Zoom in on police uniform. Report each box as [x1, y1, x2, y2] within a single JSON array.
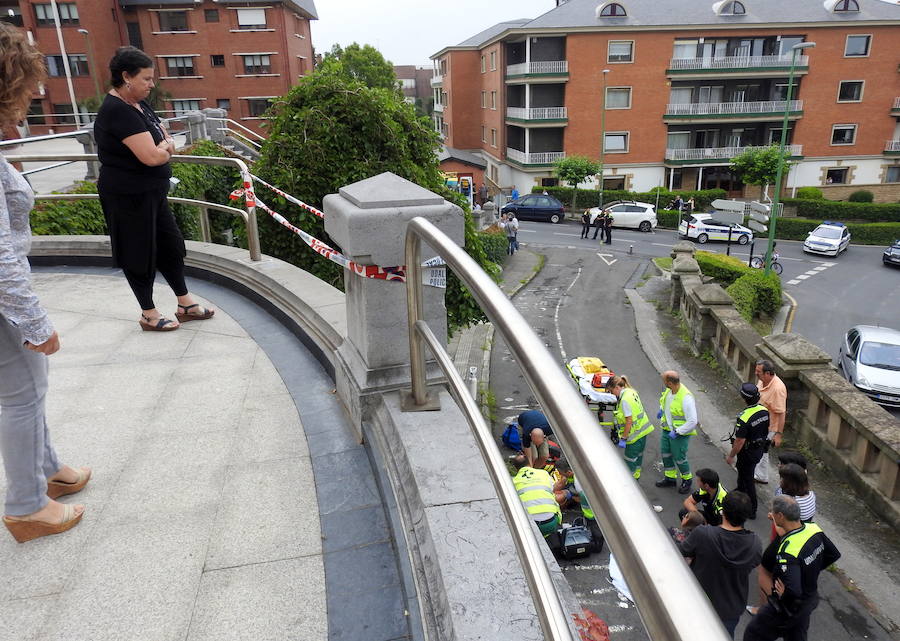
[[734, 401, 770, 517], [688, 483, 728, 527]]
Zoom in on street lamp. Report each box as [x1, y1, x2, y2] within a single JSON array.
[[49, 0, 82, 128], [765, 41, 815, 275], [77, 28, 102, 102], [599, 69, 610, 209]]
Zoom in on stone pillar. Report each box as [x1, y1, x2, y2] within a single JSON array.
[[202, 108, 227, 143], [481, 201, 496, 227], [670, 254, 700, 312], [324, 172, 465, 439], [186, 111, 206, 144], [75, 123, 98, 180], [687, 283, 733, 354]]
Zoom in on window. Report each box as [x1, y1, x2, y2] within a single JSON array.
[[717, 1, 746, 15], [885, 166, 900, 183], [34, 3, 78, 26], [604, 132, 629, 152], [605, 87, 632, 109], [46, 54, 89, 77], [126, 22, 143, 49], [490, 51, 496, 71], [52, 103, 75, 125], [831, 124, 857, 145], [480, 91, 486, 108], [667, 131, 690, 150], [210, 54, 225, 67], [481, 56, 486, 73], [608, 41, 633, 63], [490, 128, 497, 147], [598, 2, 627, 17], [237, 8, 266, 29], [481, 126, 486, 143], [243, 54, 272, 74], [400, 78, 415, 89], [217, 98, 231, 111], [826, 168, 848, 184], [837, 80, 863, 102], [171, 100, 201, 116], [159, 11, 188, 32], [491, 91, 497, 109], [205, 9, 219, 22], [27, 101, 46, 125], [845, 35, 871, 57], [246, 98, 271, 118], [832, 0, 859, 11], [165, 57, 196, 77], [768, 127, 792, 145]]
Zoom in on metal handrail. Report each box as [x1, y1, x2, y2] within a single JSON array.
[[0, 129, 89, 147], [215, 128, 263, 150], [206, 117, 266, 141], [404, 217, 729, 641], [6, 153, 261, 261]]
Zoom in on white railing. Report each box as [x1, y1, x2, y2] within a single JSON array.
[[506, 60, 568, 76], [665, 100, 802, 116], [505, 148, 565, 164], [667, 54, 807, 71], [892, 97, 900, 109], [431, 74, 443, 86], [506, 106, 567, 120], [434, 102, 444, 112], [886, 140, 900, 152], [665, 144, 802, 161]]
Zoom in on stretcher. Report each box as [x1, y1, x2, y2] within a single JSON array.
[[565, 357, 617, 406]]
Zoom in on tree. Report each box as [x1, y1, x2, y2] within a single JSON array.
[[318, 43, 399, 93], [252, 67, 496, 333], [730, 146, 794, 199], [553, 155, 601, 209]]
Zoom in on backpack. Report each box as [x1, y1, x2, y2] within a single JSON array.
[[501, 424, 522, 451], [556, 517, 596, 560]]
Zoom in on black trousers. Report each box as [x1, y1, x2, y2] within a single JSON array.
[[581, 221, 590, 238], [736, 447, 764, 516], [743, 599, 815, 641], [604, 226, 612, 244], [99, 185, 188, 310], [591, 225, 600, 239]]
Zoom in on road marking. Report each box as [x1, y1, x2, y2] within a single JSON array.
[[597, 253, 617, 266], [517, 229, 536, 234], [651, 243, 673, 248], [554, 266, 583, 362], [796, 274, 811, 280], [787, 279, 801, 285], [813, 265, 829, 271], [553, 232, 581, 237]]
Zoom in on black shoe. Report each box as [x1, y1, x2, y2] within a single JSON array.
[[678, 479, 693, 495], [655, 478, 676, 488]]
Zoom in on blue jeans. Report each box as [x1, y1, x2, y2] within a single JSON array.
[[0, 315, 59, 515]]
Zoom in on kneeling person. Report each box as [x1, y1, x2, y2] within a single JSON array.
[[512, 457, 562, 544], [682, 468, 728, 527]]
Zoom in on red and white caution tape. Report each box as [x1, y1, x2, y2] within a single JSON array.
[[250, 173, 324, 219]]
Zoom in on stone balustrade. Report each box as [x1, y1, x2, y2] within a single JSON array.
[[669, 244, 900, 530]]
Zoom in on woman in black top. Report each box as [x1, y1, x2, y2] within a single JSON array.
[[94, 46, 213, 331]]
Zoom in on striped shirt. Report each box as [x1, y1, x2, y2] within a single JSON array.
[[776, 488, 817, 522]]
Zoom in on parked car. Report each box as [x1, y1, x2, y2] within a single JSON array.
[[838, 325, 900, 407], [882, 239, 900, 267], [501, 194, 566, 223], [587, 201, 658, 232], [802, 221, 850, 257], [678, 213, 753, 245]]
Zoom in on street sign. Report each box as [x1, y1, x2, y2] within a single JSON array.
[[749, 211, 769, 224], [711, 199, 746, 212], [749, 201, 771, 214], [748, 220, 769, 233], [713, 211, 745, 225]]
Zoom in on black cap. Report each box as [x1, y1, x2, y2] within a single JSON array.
[[740, 383, 760, 403]]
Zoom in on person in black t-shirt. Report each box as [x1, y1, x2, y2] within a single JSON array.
[[727, 383, 770, 519], [94, 46, 214, 332]]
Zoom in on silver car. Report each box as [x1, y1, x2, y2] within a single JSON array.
[[838, 325, 900, 407]]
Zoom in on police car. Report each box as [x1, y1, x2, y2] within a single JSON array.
[[678, 213, 753, 245], [803, 221, 850, 257]]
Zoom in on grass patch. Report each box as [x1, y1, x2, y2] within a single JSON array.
[[481, 385, 497, 424], [653, 257, 673, 271], [750, 316, 776, 337], [699, 350, 719, 371], [533, 253, 546, 274]]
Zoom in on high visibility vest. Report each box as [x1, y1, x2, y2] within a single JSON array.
[[513, 467, 561, 523], [700, 483, 728, 516], [738, 404, 770, 445], [659, 384, 697, 436], [778, 523, 824, 560], [613, 388, 654, 443], [573, 476, 594, 520]]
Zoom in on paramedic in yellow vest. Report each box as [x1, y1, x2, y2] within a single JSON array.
[[605, 375, 655, 479], [573, 475, 604, 552], [511, 458, 562, 543], [654, 370, 698, 495]]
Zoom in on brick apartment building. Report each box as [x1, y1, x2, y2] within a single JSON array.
[[394, 64, 433, 110], [431, 0, 900, 200], [0, 0, 317, 134]]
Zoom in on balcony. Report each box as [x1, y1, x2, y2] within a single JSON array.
[[434, 102, 444, 113], [505, 61, 568, 82], [665, 144, 803, 164], [667, 54, 808, 78], [664, 100, 802, 122], [886, 140, 900, 155], [506, 148, 565, 166], [431, 74, 443, 86], [505, 106, 567, 123], [891, 97, 900, 116]]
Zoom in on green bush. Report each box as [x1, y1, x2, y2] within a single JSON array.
[[656, 209, 682, 229], [478, 230, 508, 263], [848, 190, 874, 203], [532, 186, 726, 210], [727, 270, 782, 321], [30, 181, 105, 236], [781, 198, 900, 223], [773, 218, 900, 245], [795, 187, 824, 200], [694, 250, 751, 286]]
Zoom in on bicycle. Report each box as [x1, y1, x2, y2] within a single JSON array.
[[750, 252, 783, 275]]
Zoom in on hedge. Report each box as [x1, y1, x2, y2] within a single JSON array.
[[478, 229, 508, 263], [657, 209, 682, 229], [773, 218, 900, 245], [694, 250, 750, 286], [532, 186, 726, 210], [782, 198, 900, 223], [727, 270, 782, 321], [29, 181, 106, 236]]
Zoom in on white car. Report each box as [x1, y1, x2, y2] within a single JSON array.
[[678, 213, 753, 245], [588, 201, 658, 232], [803, 221, 850, 257], [838, 325, 900, 407]]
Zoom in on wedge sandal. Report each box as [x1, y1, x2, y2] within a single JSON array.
[[3, 504, 84, 543], [140, 314, 178, 332], [175, 303, 215, 323], [47, 467, 92, 500]]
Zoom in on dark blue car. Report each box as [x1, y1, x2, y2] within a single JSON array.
[[883, 239, 900, 267], [502, 194, 566, 224]]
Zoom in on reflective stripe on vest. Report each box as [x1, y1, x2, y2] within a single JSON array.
[[738, 404, 770, 444], [573, 475, 594, 520], [659, 384, 696, 436], [778, 522, 824, 559], [614, 388, 654, 443], [513, 467, 562, 522]]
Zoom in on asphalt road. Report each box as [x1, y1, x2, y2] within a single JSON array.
[[489, 241, 894, 641], [516, 219, 900, 420]]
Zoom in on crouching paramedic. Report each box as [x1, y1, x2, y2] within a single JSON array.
[[512, 458, 562, 546]]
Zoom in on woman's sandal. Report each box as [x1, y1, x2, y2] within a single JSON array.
[[47, 467, 92, 500], [3, 504, 84, 543], [175, 303, 215, 323], [139, 314, 178, 332]]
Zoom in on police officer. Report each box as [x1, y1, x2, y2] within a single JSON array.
[[655, 370, 698, 494], [726, 383, 769, 519], [606, 374, 656, 480], [512, 457, 562, 547]]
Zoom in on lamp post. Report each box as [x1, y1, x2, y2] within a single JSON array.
[[49, 0, 82, 128], [765, 41, 814, 275], [598, 68, 610, 209], [77, 28, 102, 102]]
